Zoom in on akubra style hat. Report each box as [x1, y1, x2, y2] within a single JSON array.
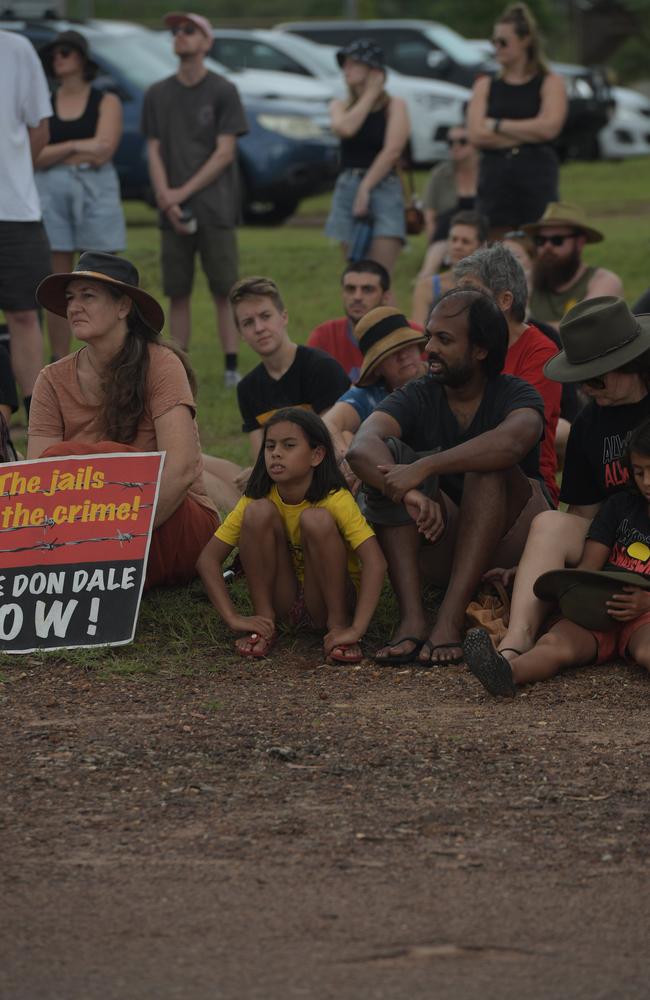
[[40, 30, 99, 80], [163, 11, 213, 40], [355, 307, 426, 387], [336, 38, 385, 70], [543, 296, 650, 384], [521, 201, 604, 244], [36, 252, 165, 334], [534, 568, 650, 632]]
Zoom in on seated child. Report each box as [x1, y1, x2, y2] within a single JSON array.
[[463, 417, 650, 696], [196, 408, 386, 663]]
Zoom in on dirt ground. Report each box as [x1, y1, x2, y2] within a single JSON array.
[[2, 646, 650, 1000]]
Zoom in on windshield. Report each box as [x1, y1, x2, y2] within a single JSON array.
[[423, 24, 483, 66], [279, 37, 339, 76]]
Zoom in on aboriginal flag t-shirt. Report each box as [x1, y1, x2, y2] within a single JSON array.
[[588, 491, 650, 578]]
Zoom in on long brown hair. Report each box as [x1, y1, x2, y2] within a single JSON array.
[[99, 289, 197, 444], [496, 2, 549, 76]]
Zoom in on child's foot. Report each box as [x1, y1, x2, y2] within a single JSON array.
[[236, 630, 277, 659], [327, 642, 363, 664], [463, 628, 516, 697]]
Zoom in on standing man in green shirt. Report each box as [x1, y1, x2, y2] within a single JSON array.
[[142, 11, 249, 385]]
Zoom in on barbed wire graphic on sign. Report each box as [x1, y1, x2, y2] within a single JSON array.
[[0, 530, 148, 555], [0, 479, 158, 499], [0, 503, 154, 536]]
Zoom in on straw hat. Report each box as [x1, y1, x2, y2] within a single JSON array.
[[36, 252, 165, 333], [355, 307, 426, 387], [534, 568, 650, 632], [543, 296, 650, 383], [522, 201, 603, 244]]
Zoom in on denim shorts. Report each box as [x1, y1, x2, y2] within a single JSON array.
[[35, 162, 126, 253], [325, 169, 406, 244]]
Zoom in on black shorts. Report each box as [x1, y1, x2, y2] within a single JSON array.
[[0, 221, 51, 312], [477, 145, 559, 230], [161, 224, 239, 299]]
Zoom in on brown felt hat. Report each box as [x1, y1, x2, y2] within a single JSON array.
[[36, 252, 165, 334], [522, 201, 603, 244], [534, 568, 650, 632], [355, 307, 426, 387], [544, 296, 650, 383]]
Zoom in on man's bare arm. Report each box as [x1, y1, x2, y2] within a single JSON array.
[[28, 119, 50, 163], [346, 410, 404, 491]]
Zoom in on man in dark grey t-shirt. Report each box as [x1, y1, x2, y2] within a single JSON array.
[[142, 11, 248, 384]]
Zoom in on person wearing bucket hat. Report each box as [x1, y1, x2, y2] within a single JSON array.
[[35, 30, 126, 360], [347, 286, 549, 667], [463, 416, 650, 697], [26, 251, 223, 589], [326, 38, 410, 277], [488, 295, 650, 666], [525, 202, 623, 326], [141, 11, 249, 385], [323, 307, 427, 468]]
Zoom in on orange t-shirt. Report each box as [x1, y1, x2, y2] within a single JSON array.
[[29, 343, 214, 512]]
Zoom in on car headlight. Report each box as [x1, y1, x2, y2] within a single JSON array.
[[412, 93, 456, 112], [567, 78, 594, 99], [257, 114, 326, 139]]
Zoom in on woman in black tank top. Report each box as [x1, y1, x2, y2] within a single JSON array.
[[325, 39, 410, 277], [467, 3, 567, 237], [35, 30, 125, 359]]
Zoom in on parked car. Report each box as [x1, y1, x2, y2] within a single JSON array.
[[209, 28, 470, 163], [1, 17, 339, 223], [599, 86, 650, 159], [278, 19, 614, 161]]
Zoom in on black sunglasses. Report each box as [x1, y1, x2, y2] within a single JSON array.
[[53, 46, 74, 58], [447, 137, 469, 148], [171, 24, 198, 36], [492, 36, 509, 48], [534, 232, 579, 248], [581, 375, 607, 390]]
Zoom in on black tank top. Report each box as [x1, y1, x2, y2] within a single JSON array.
[[49, 88, 102, 145], [487, 73, 544, 120], [340, 106, 387, 170]]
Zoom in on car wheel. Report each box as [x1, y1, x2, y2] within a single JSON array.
[[242, 197, 300, 226]]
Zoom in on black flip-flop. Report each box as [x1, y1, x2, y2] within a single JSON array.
[[463, 628, 516, 697], [373, 636, 424, 666], [418, 640, 465, 667]]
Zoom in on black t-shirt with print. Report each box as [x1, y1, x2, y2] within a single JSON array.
[[559, 394, 650, 507], [237, 345, 350, 433], [587, 491, 650, 578], [375, 373, 545, 506]]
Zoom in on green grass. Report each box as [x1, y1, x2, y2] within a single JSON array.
[[4, 157, 650, 676]]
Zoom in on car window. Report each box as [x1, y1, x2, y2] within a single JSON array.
[[390, 37, 438, 77], [214, 38, 310, 76]]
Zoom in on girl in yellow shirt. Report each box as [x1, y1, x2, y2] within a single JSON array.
[[197, 408, 386, 662]]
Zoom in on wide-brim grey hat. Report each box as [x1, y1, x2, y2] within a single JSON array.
[[544, 296, 650, 383], [534, 568, 650, 632]]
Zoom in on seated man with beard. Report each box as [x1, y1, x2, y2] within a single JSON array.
[[524, 202, 622, 328], [347, 287, 550, 667]]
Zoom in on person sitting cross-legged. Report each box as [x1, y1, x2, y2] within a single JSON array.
[[346, 286, 550, 666]]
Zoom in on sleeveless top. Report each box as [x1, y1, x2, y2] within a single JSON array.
[[529, 267, 597, 324], [487, 73, 544, 121], [49, 88, 102, 145], [340, 106, 387, 170]]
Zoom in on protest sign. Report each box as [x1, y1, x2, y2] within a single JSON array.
[[0, 452, 163, 653]]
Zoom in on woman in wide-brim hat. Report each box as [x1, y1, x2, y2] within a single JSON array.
[[35, 29, 126, 360], [482, 295, 650, 665], [326, 38, 410, 277], [28, 251, 219, 589]]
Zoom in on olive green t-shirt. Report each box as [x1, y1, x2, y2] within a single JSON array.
[[141, 72, 248, 228]]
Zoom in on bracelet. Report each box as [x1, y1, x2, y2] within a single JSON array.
[[493, 118, 502, 134]]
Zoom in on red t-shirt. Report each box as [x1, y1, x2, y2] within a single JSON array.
[[504, 323, 561, 505], [307, 317, 362, 382]]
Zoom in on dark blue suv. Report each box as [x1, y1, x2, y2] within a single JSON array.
[[5, 18, 339, 224]]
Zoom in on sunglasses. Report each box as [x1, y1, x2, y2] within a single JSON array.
[[492, 36, 509, 48], [448, 137, 469, 148], [534, 232, 579, 248], [581, 375, 607, 390], [171, 24, 198, 36], [53, 46, 74, 58]]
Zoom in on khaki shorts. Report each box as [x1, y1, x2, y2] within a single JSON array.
[[161, 224, 239, 299]]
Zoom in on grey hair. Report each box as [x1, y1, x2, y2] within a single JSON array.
[[453, 244, 528, 323]]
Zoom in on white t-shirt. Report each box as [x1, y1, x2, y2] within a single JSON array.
[[0, 31, 52, 221]]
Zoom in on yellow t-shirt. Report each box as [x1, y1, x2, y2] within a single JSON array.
[[216, 485, 375, 587]]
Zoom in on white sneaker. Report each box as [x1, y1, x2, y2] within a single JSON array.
[[223, 369, 241, 388]]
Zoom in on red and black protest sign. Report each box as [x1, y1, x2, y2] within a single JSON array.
[[0, 452, 163, 653]]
